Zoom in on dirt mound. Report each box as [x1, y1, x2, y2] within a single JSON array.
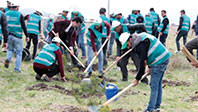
[[104, 77, 116, 82], [162, 79, 190, 87], [112, 108, 133, 112], [49, 104, 87, 112], [26, 83, 72, 95], [188, 91, 198, 101]]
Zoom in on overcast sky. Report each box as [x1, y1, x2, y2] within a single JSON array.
[[1, 0, 198, 24]]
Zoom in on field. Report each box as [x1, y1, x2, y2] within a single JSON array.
[[0, 25, 198, 112]]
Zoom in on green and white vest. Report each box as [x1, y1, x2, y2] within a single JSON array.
[[149, 11, 159, 27], [145, 16, 153, 34], [86, 23, 102, 46], [6, 10, 23, 38], [0, 11, 2, 40], [130, 14, 137, 24], [34, 43, 60, 66], [181, 14, 190, 31], [158, 16, 169, 34], [27, 13, 41, 35]]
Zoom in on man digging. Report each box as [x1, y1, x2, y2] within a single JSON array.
[[119, 32, 171, 112]]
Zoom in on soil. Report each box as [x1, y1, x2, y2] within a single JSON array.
[[188, 91, 198, 101], [26, 83, 73, 95], [103, 77, 116, 82], [112, 108, 133, 112], [162, 79, 190, 87]]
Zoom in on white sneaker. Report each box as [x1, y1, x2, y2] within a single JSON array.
[[175, 51, 180, 54]]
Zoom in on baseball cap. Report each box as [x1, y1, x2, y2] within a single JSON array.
[[119, 32, 130, 50], [111, 20, 121, 31]]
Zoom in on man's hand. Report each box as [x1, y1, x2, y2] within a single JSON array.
[[69, 47, 74, 56], [26, 37, 30, 42], [116, 56, 121, 61], [61, 76, 67, 82], [94, 52, 98, 56], [159, 32, 163, 36], [146, 68, 151, 75], [191, 61, 198, 68], [132, 79, 139, 87], [107, 35, 110, 39], [176, 31, 179, 34]]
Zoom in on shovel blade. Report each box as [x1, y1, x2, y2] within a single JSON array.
[[87, 105, 99, 112]]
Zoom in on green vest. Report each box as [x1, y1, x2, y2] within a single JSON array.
[[115, 25, 129, 39], [46, 19, 54, 32], [181, 14, 190, 31], [158, 16, 169, 34], [145, 16, 153, 34], [140, 32, 171, 66], [149, 11, 159, 27], [34, 43, 60, 66], [0, 11, 2, 40], [86, 23, 102, 46], [130, 14, 137, 24], [27, 13, 41, 35], [5, 7, 9, 12], [71, 12, 85, 33], [5, 10, 23, 38], [100, 15, 110, 24]]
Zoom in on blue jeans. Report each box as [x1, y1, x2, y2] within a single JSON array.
[[87, 43, 103, 73], [77, 31, 86, 57], [108, 31, 115, 55], [159, 34, 168, 45], [176, 30, 188, 51], [146, 59, 169, 111], [6, 35, 23, 72]]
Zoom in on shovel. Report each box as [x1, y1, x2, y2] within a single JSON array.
[[51, 30, 86, 68], [83, 36, 110, 74], [87, 72, 149, 112]]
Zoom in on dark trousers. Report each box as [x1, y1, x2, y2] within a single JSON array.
[[152, 27, 159, 38], [185, 37, 198, 56], [33, 64, 60, 78], [119, 50, 140, 80], [102, 38, 109, 66], [71, 48, 79, 66], [159, 34, 168, 45], [25, 33, 38, 59], [176, 30, 188, 51]]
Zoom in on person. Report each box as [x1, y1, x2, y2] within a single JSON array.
[[107, 13, 117, 57], [0, 10, 8, 51], [99, 8, 110, 66], [56, 10, 69, 21], [119, 32, 171, 112], [144, 14, 155, 35], [71, 11, 86, 59], [149, 8, 160, 37], [49, 16, 83, 68], [191, 20, 196, 35], [24, 11, 42, 59], [111, 21, 148, 83], [128, 9, 137, 24], [158, 10, 169, 45], [175, 10, 190, 53], [136, 10, 144, 23], [33, 37, 67, 82], [5, 1, 11, 12], [4, 4, 29, 72], [86, 19, 110, 77], [43, 15, 54, 39], [115, 12, 128, 24]]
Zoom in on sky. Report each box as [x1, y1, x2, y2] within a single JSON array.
[[1, 0, 198, 24]]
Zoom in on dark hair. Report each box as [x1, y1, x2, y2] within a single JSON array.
[[180, 10, 185, 14], [161, 10, 166, 13], [99, 8, 106, 14], [72, 16, 83, 24], [150, 8, 155, 12], [63, 10, 69, 13]]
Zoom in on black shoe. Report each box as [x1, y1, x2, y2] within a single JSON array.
[[85, 72, 92, 78], [35, 74, 41, 80], [4, 60, 9, 68], [141, 77, 149, 85], [122, 78, 128, 81]]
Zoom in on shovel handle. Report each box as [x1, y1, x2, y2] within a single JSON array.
[[83, 37, 110, 74], [102, 73, 148, 106], [51, 30, 85, 68], [103, 49, 133, 74]]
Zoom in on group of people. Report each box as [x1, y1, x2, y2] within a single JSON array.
[[0, 1, 197, 112]]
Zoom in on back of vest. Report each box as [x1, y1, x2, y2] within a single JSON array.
[[34, 43, 59, 66], [6, 10, 22, 38], [140, 32, 171, 66], [145, 16, 153, 34], [150, 11, 159, 27], [181, 14, 190, 31], [27, 13, 41, 35]]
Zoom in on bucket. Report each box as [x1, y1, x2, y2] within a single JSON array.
[[105, 83, 118, 101]]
